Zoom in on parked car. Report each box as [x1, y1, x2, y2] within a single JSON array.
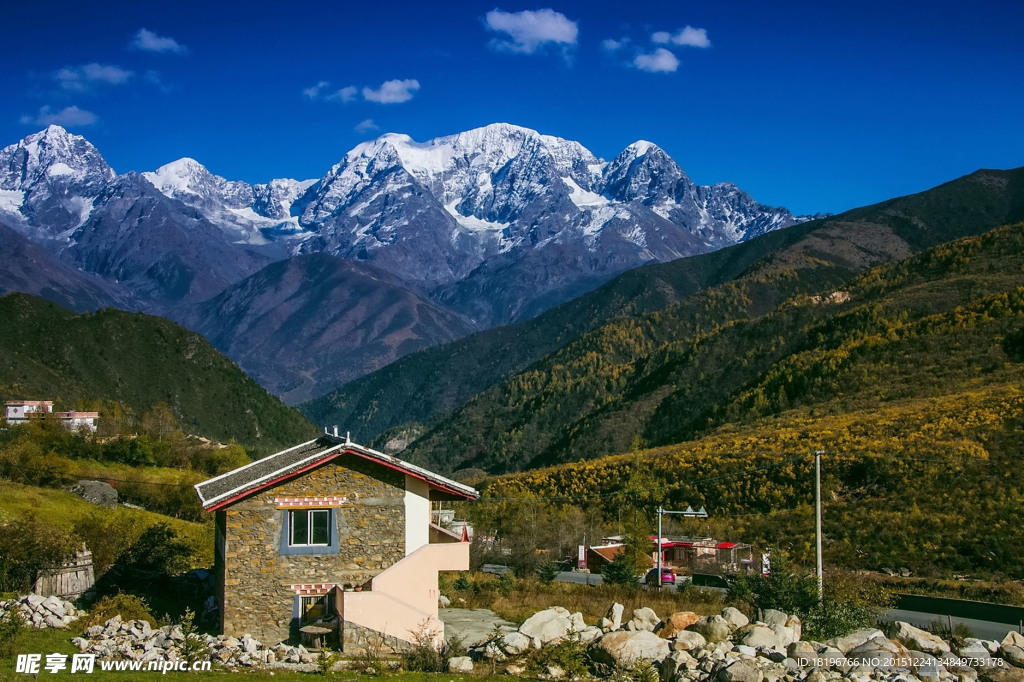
[[644, 568, 676, 585]]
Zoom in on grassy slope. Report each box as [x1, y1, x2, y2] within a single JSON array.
[[302, 167, 1024, 453], [475, 381, 1024, 577], [0, 293, 316, 452]]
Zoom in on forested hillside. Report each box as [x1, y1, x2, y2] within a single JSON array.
[[0, 293, 316, 451], [303, 167, 1024, 457]]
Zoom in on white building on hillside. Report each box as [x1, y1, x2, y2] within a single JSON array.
[[5, 400, 98, 433]]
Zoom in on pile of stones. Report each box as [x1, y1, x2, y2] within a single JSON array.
[[72, 615, 323, 670], [459, 603, 1024, 682], [0, 595, 84, 629]]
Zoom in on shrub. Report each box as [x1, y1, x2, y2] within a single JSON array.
[[0, 608, 25, 658], [0, 513, 77, 593], [529, 629, 589, 679], [178, 608, 207, 667], [537, 561, 562, 585], [315, 647, 340, 675], [85, 593, 156, 628], [630, 657, 660, 682]]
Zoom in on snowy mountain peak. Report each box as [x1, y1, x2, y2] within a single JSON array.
[[1, 126, 115, 190], [624, 140, 659, 157], [144, 157, 217, 196]]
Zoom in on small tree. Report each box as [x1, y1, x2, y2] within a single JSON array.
[[537, 561, 561, 585], [602, 547, 642, 587]]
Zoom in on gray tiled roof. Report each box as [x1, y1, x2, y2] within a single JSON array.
[[194, 435, 478, 510]]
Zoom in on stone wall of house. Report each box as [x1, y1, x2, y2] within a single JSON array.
[[220, 455, 406, 644]]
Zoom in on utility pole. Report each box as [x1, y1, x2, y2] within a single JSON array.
[[655, 506, 708, 588], [815, 451, 824, 603]]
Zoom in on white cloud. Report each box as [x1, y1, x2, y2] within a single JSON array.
[[20, 105, 98, 127], [485, 8, 578, 54], [303, 81, 329, 99], [54, 63, 133, 91], [654, 26, 711, 48], [362, 79, 420, 104], [355, 119, 379, 133], [304, 82, 359, 102], [330, 86, 359, 103], [130, 28, 188, 54], [634, 48, 679, 73], [602, 38, 628, 52]]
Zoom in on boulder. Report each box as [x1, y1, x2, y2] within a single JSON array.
[[438, 595, 451, 608], [673, 631, 707, 652], [692, 616, 733, 643], [544, 665, 565, 679], [498, 631, 531, 655], [738, 625, 780, 650], [717, 659, 763, 682], [761, 610, 789, 630], [662, 650, 696, 680], [65, 480, 118, 508], [448, 656, 473, 673], [786, 641, 817, 661], [580, 626, 603, 644], [599, 617, 613, 631], [721, 608, 750, 631], [845, 636, 912, 671], [630, 607, 662, 632], [958, 641, 995, 664], [607, 603, 625, 631], [658, 612, 702, 639], [1005, 633, 1024, 649], [980, 668, 1024, 682], [733, 645, 757, 657], [825, 628, 884, 653], [1002, 646, 1024, 668], [570, 612, 586, 633], [591, 630, 672, 669], [520, 607, 573, 645], [894, 621, 952, 655]]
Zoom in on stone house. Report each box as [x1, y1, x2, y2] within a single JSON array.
[[194, 432, 478, 649]]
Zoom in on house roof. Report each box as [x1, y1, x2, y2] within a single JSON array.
[[194, 435, 479, 511]]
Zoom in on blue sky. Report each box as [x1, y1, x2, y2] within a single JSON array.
[[2, 0, 1022, 215]]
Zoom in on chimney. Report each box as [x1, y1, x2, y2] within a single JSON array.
[[333, 425, 339, 438], [346, 431, 351, 445]]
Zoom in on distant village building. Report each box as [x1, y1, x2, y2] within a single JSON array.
[[4, 400, 98, 433], [194, 430, 478, 650], [586, 534, 764, 577]]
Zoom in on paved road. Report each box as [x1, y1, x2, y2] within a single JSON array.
[[883, 609, 1021, 641], [556, 571, 691, 591]]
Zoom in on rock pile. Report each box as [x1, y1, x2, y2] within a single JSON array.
[[470, 603, 1024, 682], [73, 616, 323, 670], [0, 595, 85, 629]]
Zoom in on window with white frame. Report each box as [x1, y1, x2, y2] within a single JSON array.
[[288, 509, 331, 546]]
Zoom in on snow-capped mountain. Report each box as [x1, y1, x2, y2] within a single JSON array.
[[0, 125, 115, 239], [0, 123, 809, 401], [143, 159, 313, 247], [293, 123, 802, 322]]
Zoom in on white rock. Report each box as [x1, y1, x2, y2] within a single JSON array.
[[630, 607, 661, 632], [607, 603, 625, 631], [722, 607, 750, 630], [520, 607, 574, 645], [895, 622, 952, 655], [590, 630, 671, 668], [502, 632, 533, 655], [448, 656, 473, 672]]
